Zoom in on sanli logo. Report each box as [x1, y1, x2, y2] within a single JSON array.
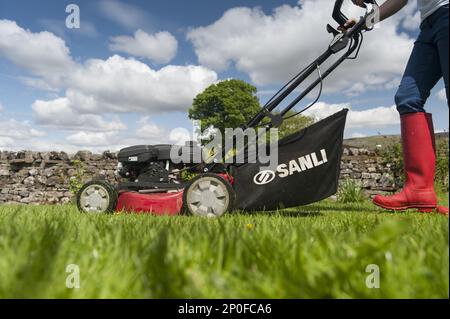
[[253, 149, 328, 185], [253, 170, 276, 185]]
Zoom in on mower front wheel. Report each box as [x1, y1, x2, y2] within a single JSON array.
[[183, 173, 235, 218], [76, 180, 118, 214]]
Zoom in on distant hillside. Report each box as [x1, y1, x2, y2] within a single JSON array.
[[344, 132, 449, 150]]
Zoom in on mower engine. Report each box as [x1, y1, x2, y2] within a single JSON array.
[[116, 144, 200, 190], [76, 142, 235, 217], [117, 145, 183, 185]]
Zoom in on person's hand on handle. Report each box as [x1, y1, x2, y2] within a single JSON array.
[[337, 0, 370, 31], [339, 0, 408, 31], [337, 18, 358, 32]]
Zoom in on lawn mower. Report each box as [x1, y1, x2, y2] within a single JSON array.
[[76, 0, 379, 217]]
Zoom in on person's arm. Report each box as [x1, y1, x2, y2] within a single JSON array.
[[341, 0, 408, 30]]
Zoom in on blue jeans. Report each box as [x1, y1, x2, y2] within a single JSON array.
[[396, 5, 449, 115]]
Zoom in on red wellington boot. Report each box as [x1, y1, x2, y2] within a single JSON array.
[[426, 114, 449, 216], [373, 112, 447, 215]]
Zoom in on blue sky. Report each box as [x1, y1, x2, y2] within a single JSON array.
[[0, 0, 448, 152]]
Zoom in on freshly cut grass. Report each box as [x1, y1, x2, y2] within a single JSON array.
[[0, 200, 448, 299]]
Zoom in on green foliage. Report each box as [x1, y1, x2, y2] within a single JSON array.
[[0, 202, 448, 298], [379, 143, 404, 186], [278, 112, 315, 140], [69, 160, 86, 196], [337, 180, 366, 203], [380, 138, 449, 190], [436, 138, 449, 191], [181, 170, 197, 181], [188, 79, 261, 136]]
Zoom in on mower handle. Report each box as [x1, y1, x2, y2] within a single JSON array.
[[333, 0, 376, 27]]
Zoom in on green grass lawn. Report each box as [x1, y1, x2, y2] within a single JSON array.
[[0, 199, 448, 299]]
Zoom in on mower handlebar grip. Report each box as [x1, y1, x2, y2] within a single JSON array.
[[333, 0, 375, 26], [332, 0, 347, 27]]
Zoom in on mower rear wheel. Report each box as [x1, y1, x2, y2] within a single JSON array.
[[76, 180, 118, 214], [183, 173, 235, 218]]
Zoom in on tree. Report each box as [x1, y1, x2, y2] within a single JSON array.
[[278, 111, 315, 139], [188, 79, 261, 135], [188, 79, 314, 143]]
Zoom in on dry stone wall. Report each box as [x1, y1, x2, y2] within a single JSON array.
[[0, 148, 399, 205]]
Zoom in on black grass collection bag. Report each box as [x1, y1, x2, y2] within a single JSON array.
[[233, 109, 348, 210]]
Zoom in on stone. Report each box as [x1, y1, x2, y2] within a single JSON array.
[[103, 150, 116, 160], [351, 172, 362, 179], [359, 148, 369, 155], [46, 176, 63, 186], [59, 152, 70, 161], [17, 169, 30, 177], [362, 179, 377, 188], [32, 152, 42, 160], [43, 167, 55, 177], [61, 197, 71, 204], [45, 191, 63, 203], [74, 151, 92, 161], [90, 154, 103, 161], [41, 152, 55, 161], [16, 151, 33, 161], [36, 175, 47, 185], [370, 173, 382, 180], [29, 192, 44, 202], [23, 176, 35, 186], [0, 151, 9, 161], [379, 174, 394, 187], [29, 168, 39, 176], [0, 169, 10, 176], [349, 148, 359, 156], [362, 172, 371, 179], [20, 197, 31, 204], [19, 190, 30, 197], [367, 166, 377, 173]]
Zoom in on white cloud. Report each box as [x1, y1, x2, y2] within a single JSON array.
[[187, 0, 415, 94], [303, 102, 399, 129], [401, 0, 420, 31], [0, 19, 218, 152], [0, 118, 46, 141], [110, 30, 178, 64], [0, 137, 15, 149], [19, 77, 59, 92], [0, 101, 3, 111], [0, 19, 76, 86], [63, 55, 217, 115], [32, 98, 127, 132], [64, 118, 191, 151], [169, 128, 191, 145], [135, 116, 166, 136], [66, 131, 118, 147], [350, 132, 367, 138], [437, 88, 447, 102], [402, 11, 421, 31], [132, 117, 190, 145], [98, 0, 149, 29], [0, 20, 217, 116]]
